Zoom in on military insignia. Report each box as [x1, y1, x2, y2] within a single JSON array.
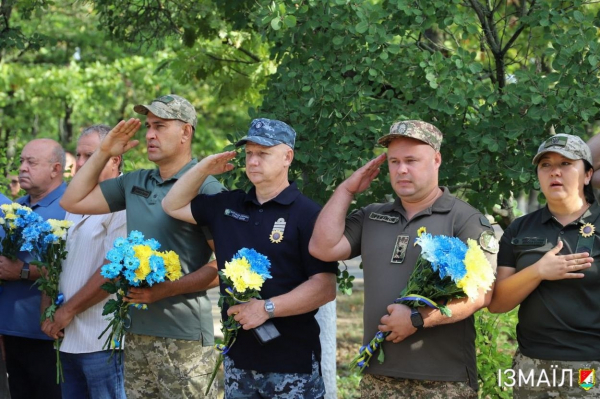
[[369, 212, 399, 224], [544, 136, 567, 148], [479, 231, 499, 254], [270, 218, 286, 243], [255, 121, 264, 129], [397, 123, 407, 134], [579, 223, 595, 238], [576, 223, 595, 253], [479, 215, 492, 228], [391, 235, 410, 264], [579, 368, 595, 391]]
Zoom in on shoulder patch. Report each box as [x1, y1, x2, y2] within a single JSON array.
[[479, 231, 499, 254], [479, 215, 492, 228]]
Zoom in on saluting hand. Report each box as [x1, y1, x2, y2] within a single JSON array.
[[99, 118, 142, 156], [197, 151, 237, 176], [535, 240, 593, 281], [341, 153, 387, 196]]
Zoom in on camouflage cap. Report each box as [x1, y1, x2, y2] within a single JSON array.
[[133, 94, 197, 129], [236, 118, 296, 149], [377, 120, 443, 151], [532, 133, 592, 166]]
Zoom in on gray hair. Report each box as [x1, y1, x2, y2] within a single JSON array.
[[48, 141, 66, 170], [79, 124, 122, 171]]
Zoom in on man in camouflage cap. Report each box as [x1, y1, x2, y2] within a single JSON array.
[[133, 94, 198, 130], [310, 120, 497, 398], [162, 118, 338, 398], [377, 120, 443, 151], [60, 95, 225, 398]]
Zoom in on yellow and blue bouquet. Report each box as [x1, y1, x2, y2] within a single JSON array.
[[99, 230, 183, 355], [0, 204, 40, 292], [206, 248, 272, 395], [351, 227, 495, 372], [19, 213, 74, 383]]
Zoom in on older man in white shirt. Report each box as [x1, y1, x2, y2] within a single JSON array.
[[42, 125, 127, 399]]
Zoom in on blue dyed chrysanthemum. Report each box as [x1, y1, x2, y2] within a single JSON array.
[[145, 238, 161, 251], [123, 256, 140, 271], [106, 248, 124, 263], [128, 231, 144, 244], [235, 248, 272, 280]]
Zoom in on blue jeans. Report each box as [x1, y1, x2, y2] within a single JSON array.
[[60, 350, 125, 399]]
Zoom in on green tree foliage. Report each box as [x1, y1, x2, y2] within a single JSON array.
[[251, 0, 600, 223], [0, 0, 269, 194]]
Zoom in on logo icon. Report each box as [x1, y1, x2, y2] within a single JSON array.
[[579, 368, 595, 391]]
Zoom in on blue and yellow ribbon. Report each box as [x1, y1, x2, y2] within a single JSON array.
[[350, 331, 388, 371], [225, 287, 250, 304], [394, 294, 440, 309]]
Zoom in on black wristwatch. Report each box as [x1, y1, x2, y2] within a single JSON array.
[[20, 262, 30, 280], [410, 308, 424, 330]]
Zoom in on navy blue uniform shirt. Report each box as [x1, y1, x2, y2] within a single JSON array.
[[190, 182, 338, 374]]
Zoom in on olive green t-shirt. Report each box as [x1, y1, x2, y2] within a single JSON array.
[[99, 159, 224, 344], [344, 188, 497, 390]]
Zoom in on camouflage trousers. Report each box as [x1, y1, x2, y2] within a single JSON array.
[[512, 350, 600, 398], [223, 353, 325, 398], [124, 333, 217, 399], [359, 373, 477, 399]]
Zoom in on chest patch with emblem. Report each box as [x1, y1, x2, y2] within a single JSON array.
[[270, 218, 286, 243], [391, 234, 410, 264], [369, 212, 399, 224], [224, 209, 249, 222]]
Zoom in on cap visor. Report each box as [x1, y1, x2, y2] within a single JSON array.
[[133, 104, 151, 115], [532, 149, 579, 165], [235, 136, 280, 147]]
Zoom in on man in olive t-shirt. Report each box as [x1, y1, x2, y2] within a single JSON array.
[[60, 95, 223, 398], [310, 121, 497, 398]]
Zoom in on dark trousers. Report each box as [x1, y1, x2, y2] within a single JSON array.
[[4, 335, 61, 399]]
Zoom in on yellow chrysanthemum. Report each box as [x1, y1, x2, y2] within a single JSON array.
[[0, 217, 4, 225], [135, 259, 151, 281], [456, 239, 495, 300], [133, 245, 153, 262], [4, 213, 16, 220], [244, 271, 265, 291], [160, 251, 183, 281], [417, 227, 427, 237], [231, 271, 249, 292], [48, 219, 74, 234], [222, 258, 250, 282]]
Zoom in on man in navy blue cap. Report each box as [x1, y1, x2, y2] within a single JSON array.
[[163, 118, 338, 398]]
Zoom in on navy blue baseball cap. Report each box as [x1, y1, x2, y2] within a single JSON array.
[[235, 118, 296, 149]]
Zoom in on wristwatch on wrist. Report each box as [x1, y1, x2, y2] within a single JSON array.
[[20, 262, 30, 280], [264, 299, 275, 319], [410, 308, 424, 330]]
